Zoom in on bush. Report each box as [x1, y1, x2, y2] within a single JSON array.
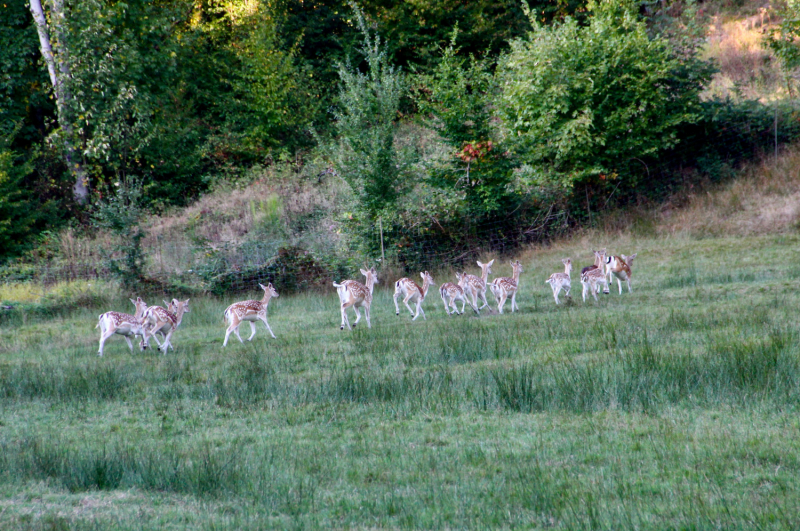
[[496, 0, 709, 193]]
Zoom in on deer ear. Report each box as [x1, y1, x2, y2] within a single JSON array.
[[259, 283, 266, 290], [360, 268, 368, 276], [476, 261, 483, 267], [488, 259, 494, 266]]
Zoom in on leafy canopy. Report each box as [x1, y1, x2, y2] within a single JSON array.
[[497, 0, 707, 191]]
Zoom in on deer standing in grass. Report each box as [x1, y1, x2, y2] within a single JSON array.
[[462, 259, 494, 311], [489, 260, 523, 314], [581, 250, 610, 302], [142, 299, 190, 353], [581, 248, 609, 294], [333, 267, 379, 330], [96, 297, 150, 356], [604, 253, 637, 294], [223, 283, 279, 346], [545, 258, 572, 304], [440, 272, 479, 315], [394, 271, 435, 321]]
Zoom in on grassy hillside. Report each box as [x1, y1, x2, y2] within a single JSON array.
[[2, 226, 800, 528]]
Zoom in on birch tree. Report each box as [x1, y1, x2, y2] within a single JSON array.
[[28, 0, 88, 203]]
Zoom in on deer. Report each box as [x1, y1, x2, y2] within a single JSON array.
[[462, 259, 494, 311], [545, 258, 572, 305], [96, 297, 150, 356], [440, 272, 479, 316], [394, 271, 435, 321], [489, 260, 523, 314], [141, 299, 190, 353], [223, 283, 279, 346], [605, 253, 637, 294], [332, 267, 378, 330], [581, 248, 609, 294], [581, 250, 610, 302]]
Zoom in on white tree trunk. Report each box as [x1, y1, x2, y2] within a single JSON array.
[[28, 0, 89, 204]]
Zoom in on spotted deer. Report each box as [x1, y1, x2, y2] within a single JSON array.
[[581, 250, 610, 302], [462, 259, 494, 311], [223, 283, 279, 346], [545, 258, 572, 304], [333, 267, 379, 330], [96, 297, 150, 356], [605, 253, 637, 294], [440, 272, 479, 316], [581, 248, 609, 294], [489, 260, 523, 314], [142, 299, 190, 353], [394, 271, 435, 321]]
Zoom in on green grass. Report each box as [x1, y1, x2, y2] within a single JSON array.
[[2, 233, 800, 529]]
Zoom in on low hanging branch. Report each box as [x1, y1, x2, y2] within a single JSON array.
[[28, 0, 89, 204]]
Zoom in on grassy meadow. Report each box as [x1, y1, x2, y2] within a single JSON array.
[[1, 230, 800, 529]]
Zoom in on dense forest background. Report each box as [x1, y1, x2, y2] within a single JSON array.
[[1, 0, 799, 291]]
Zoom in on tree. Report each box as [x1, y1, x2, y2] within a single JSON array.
[[325, 3, 410, 219], [414, 30, 514, 216], [28, 0, 89, 203], [496, 0, 708, 193], [0, 134, 38, 261]]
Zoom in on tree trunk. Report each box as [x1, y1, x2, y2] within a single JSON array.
[[29, 0, 89, 204]]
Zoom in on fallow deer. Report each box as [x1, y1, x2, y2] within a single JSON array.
[[545, 258, 572, 305], [580, 250, 610, 302], [333, 267, 379, 330], [605, 253, 637, 294], [439, 272, 479, 315], [462, 259, 494, 311], [489, 260, 523, 314], [142, 299, 190, 353], [96, 297, 150, 356], [394, 271, 435, 321], [223, 283, 279, 346], [581, 248, 609, 294]]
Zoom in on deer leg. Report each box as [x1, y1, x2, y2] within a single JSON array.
[[627, 279, 632, 293], [403, 295, 416, 317], [413, 300, 425, 321], [477, 289, 489, 310], [497, 291, 507, 314], [160, 329, 174, 353], [340, 302, 351, 330], [98, 329, 114, 356], [511, 292, 518, 312], [260, 314, 276, 339], [124, 336, 134, 352], [352, 306, 362, 327], [223, 326, 235, 346], [247, 321, 257, 341], [364, 304, 372, 329], [393, 289, 401, 316]]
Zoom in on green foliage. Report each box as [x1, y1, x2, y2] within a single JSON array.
[[323, 3, 412, 239], [766, 1, 800, 81], [415, 30, 515, 216], [90, 178, 146, 287], [0, 136, 37, 261], [497, 0, 709, 193]]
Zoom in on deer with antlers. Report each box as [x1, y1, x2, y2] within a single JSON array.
[[604, 253, 637, 294], [223, 283, 279, 346], [394, 271, 435, 321], [333, 267, 379, 330], [581, 250, 610, 302], [440, 272, 480, 316], [489, 260, 523, 314], [96, 297, 150, 356], [545, 258, 572, 305], [462, 259, 494, 311], [141, 299, 190, 353]]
